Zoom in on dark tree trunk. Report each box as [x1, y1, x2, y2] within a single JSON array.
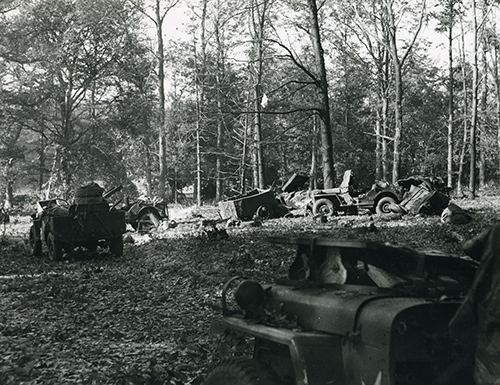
[[494, 19, 500, 183], [469, 0, 478, 197], [38, 132, 45, 192], [447, 0, 454, 188], [250, 0, 268, 189], [310, 114, 318, 190], [478, 0, 488, 188], [155, 0, 167, 200], [307, 0, 336, 188]]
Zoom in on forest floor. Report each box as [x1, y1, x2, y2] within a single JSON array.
[[1, 195, 500, 385]]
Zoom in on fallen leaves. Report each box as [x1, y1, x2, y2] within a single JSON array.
[[0, 197, 499, 383]]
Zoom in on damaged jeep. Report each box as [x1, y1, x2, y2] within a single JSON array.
[[28, 183, 126, 260], [207, 238, 477, 385]]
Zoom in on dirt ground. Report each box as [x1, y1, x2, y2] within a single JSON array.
[[0, 196, 499, 384]]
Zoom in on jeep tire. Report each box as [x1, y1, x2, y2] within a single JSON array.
[[312, 198, 337, 217], [205, 359, 279, 385], [256, 204, 273, 219], [134, 211, 161, 233], [375, 196, 397, 215]]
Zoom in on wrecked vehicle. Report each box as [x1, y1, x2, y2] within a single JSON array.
[[219, 189, 288, 221], [312, 170, 402, 216], [207, 237, 477, 385], [28, 183, 126, 260], [397, 176, 451, 215], [312, 171, 451, 217], [104, 185, 169, 232]]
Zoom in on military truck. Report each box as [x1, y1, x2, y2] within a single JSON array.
[[28, 183, 126, 260], [206, 238, 477, 385]]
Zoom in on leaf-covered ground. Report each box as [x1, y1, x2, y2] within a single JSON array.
[[1, 196, 500, 384]]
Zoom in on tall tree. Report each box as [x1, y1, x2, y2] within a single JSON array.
[[0, 0, 139, 196], [249, 0, 270, 189], [307, 0, 336, 188], [478, 0, 489, 188], [383, 0, 426, 183], [457, 13, 469, 196], [492, 9, 500, 183], [128, 0, 180, 200], [470, 0, 479, 197]]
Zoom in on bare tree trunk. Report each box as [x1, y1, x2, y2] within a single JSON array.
[[307, 0, 336, 188], [45, 147, 61, 199], [381, 60, 389, 181], [250, 0, 268, 189], [310, 114, 318, 190], [4, 158, 14, 209], [240, 92, 250, 193], [192, 0, 208, 206], [457, 17, 468, 196], [385, 1, 403, 184], [215, 99, 223, 200], [252, 89, 264, 188], [155, 0, 167, 200], [494, 14, 500, 183], [479, 0, 488, 189], [375, 106, 382, 180], [383, 0, 425, 183], [144, 140, 153, 199], [214, 4, 225, 201], [447, 0, 454, 188], [391, 63, 403, 183], [38, 132, 45, 192], [470, 0, 478, 198]]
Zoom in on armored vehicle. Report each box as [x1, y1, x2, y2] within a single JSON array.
[[28, 183, 126, 260], [207, 238, 477, 385]]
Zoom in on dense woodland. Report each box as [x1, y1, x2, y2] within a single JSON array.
[[0, 0, 499, 206]]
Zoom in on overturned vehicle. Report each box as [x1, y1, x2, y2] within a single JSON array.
[[207, 238, 477, 385], [28, 183, 126, 260]]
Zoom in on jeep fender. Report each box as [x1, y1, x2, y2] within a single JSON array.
[[373, 192, 400, 207], [215, 317, 343, 385]]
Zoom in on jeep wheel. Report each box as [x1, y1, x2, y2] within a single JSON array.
[[109, 237, 124, 257], [312, 198, 337, 217], [29, 225, 42, 257], [256, 204, 273, 219], [376, 196, 397, 215], [205, 359, 279, 385], [135, 211, 161, 233], [47, 232, 64, 261]]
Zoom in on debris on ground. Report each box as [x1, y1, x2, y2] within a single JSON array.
[[441, 202, 473, 224], [0, 195, 497, 385], [198, 219, 229, 240], [225, 218, 241, 228]]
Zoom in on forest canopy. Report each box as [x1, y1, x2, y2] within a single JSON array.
[[0, 0, 498, 205]]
